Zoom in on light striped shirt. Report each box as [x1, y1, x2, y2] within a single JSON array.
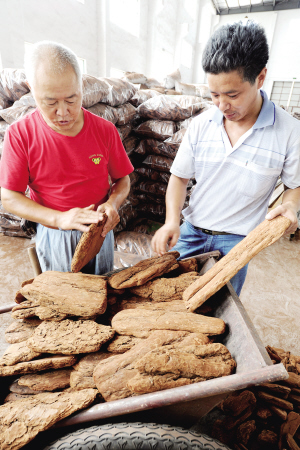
[[171, 90, 300, 235]]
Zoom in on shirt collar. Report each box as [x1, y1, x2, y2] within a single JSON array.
[[209, 89, 275, 129]]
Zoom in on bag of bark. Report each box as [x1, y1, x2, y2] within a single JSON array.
[[117, 123, 132, 141], [142, 155, 173, 172], [114, 250, 146, 269], [163, 129, 186, 150], [115, 231, 155, 258], [177, 103, 213, 130], [135, 180, 167, 197], [137, 95, 207, 121], [87, 103, 118, 124], [136, 193, 165, 205], [135, 167, 170, 184], [0, 120, 9, 139], [144, 139, 176, 160], [82, 75, 111, 108], [123, 135, 139, 156], [137, 202, 166, 219], [0, 97, 12, 110], [100, 77, 137, 107], [0, 93, 36, 124], [143, 77, 162, 89], [163, 68, 181, 89], [134, 140, 147, 155], [129, 171, 139, 187], [135, 167, 160, 181], [128, 217, 163, 235], [115, 103, 137, 125], [134, 120, 176, 140], [129, 89, 161, 107], [123, 72, 147, 84], [118, 199, 138, 229], [0, 69, 30, 103]]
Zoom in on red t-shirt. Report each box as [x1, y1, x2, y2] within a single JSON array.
[[0, 108, 134, 211]]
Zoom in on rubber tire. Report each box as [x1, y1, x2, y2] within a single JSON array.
[[43, 422, 231, 450]]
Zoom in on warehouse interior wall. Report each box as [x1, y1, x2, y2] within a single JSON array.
[[215, 9, 300, 99], [0, 0, 300, 91]]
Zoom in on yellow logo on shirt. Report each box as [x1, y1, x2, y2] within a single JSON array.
[[92, 157, 101, 165]]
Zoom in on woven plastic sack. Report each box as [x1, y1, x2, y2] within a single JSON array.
[[87, 103, 118, 124], [0, 69, 29, 103], [129, 89, 161, 107], [0, 93, 36, 124], [115, 102, 137, 126], [137, 95, 207, 121], [142, 154, 172, 173], [134, 120, 176, 140]]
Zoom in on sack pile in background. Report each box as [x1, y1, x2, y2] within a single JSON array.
[[0, 68, 213, 242]]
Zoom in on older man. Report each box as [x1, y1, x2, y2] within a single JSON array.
[[152, 20, 300, 295], [0, 41, 133, 274]]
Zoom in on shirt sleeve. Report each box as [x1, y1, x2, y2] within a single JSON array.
[[170, 120, 196, 179], [107, 124, 134, 183], [280, 135, 300, 189], [0, 125, 29, 192]]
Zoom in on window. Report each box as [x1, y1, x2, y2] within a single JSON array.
[[270, 80, 300, 113], [77, 57, 87, 75]]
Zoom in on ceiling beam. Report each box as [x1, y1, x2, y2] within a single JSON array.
[[217, 0, 300, 14]]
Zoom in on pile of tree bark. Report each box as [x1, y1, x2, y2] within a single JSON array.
[[0, 252, 236, 449], [210, 345, 300, 450]]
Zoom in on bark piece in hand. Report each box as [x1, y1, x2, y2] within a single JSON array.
[[71, 213, 108, 273]]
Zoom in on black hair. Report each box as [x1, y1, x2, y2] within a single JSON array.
[[202, 20, 269, 84]]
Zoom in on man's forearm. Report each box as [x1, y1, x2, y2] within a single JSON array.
[[165, 174, 189, 224], [1, 188, 60, 227], [107, 175, 131, 211], [282, 185, 300, 213]]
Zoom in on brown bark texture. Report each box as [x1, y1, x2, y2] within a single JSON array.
[[108, 251, 180, 289], [183, 216, 291, 311], [71, 214, 108, 273], [0, 389, 97, 450], [0, 355, 77, 377], [129, 272, 199, 301], [111, 308, 225, 338], [18, 368, 72, 391], [27, 319, 115, 355], [13, 271, 107, 320]]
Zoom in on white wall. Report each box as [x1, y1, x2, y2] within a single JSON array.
[[215, 9, 300, 98], [0, 0, 99, 76], [1, 0, 300, 90]]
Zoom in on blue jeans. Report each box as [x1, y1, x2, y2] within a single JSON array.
[[36, 224, 114, 275], [172, 221, 248, 296]]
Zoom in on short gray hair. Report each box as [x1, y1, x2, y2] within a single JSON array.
[[24, 41, 82, 90]]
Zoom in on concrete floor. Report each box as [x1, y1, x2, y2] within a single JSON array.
[[0, 233, 299, 356]]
